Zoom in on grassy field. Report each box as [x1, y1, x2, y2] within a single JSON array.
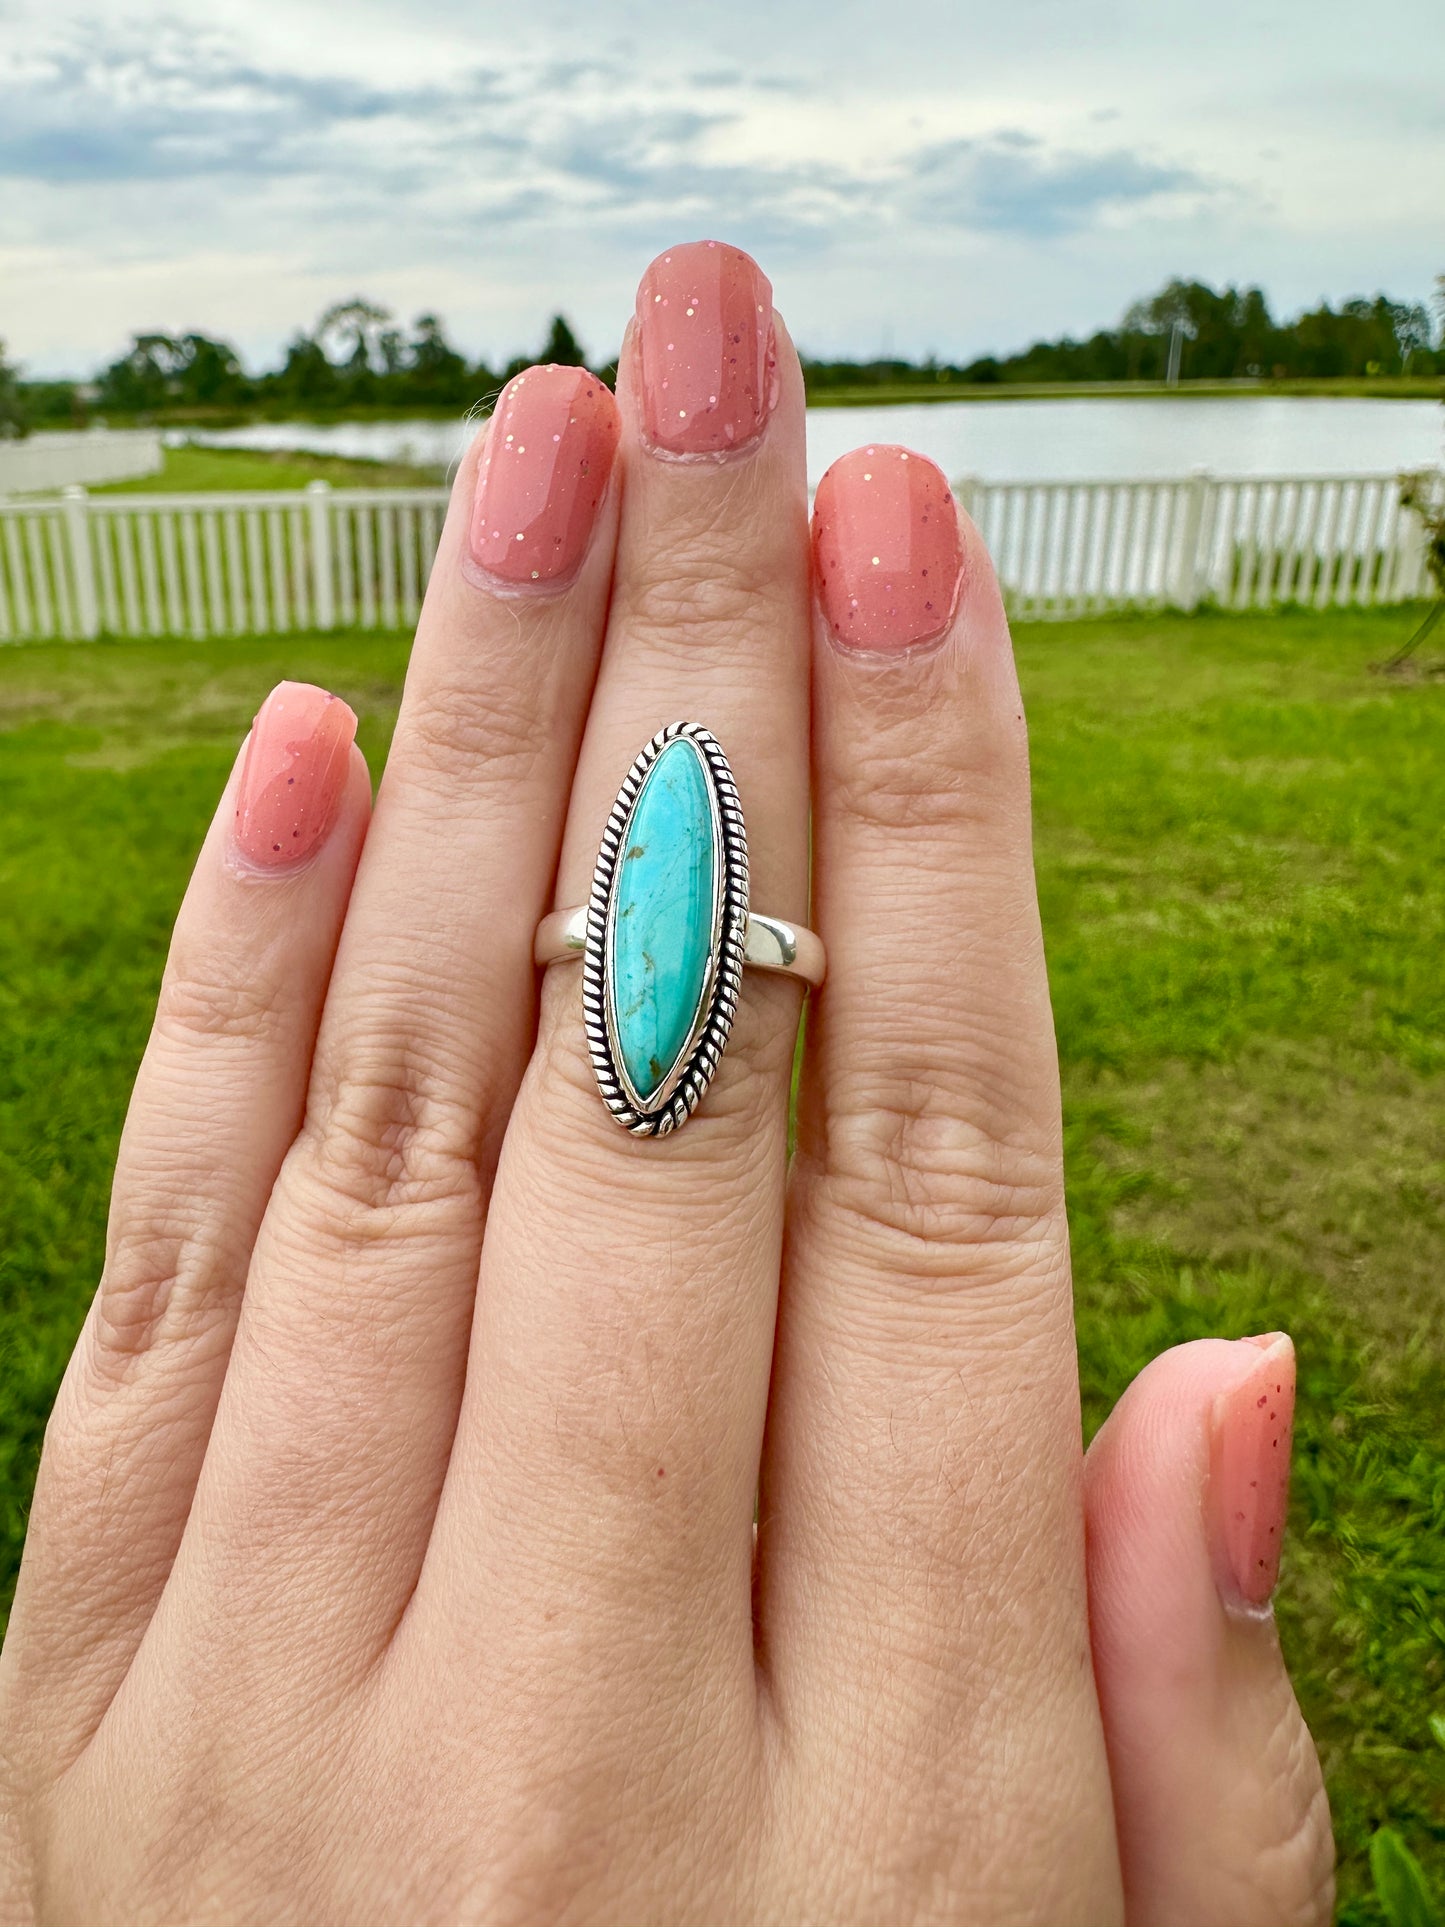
[[1, 606, 1442, 1919], [806, 375, 1445, 406], [93, 443, 447, 493]]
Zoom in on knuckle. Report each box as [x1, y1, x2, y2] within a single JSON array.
[[821, 650, 1029, 839], [809, 1076, 1065, 1286], [626, 565, 758, 646], [1286, 1789, 1337, 1927], [828, 732, 1025, 839], [620, 516, 788, 658], [396, 669, 552, 792], [298, 1033, 484, 1226], [830, 744, 974, 837], [91, 1223, 238, 1377], [1247, 1700, 1336, 1927], [153, 961, 286, 1049]]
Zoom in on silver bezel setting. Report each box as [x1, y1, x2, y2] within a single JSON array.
[[582, 723, 749, 1136]]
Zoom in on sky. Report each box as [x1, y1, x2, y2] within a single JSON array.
[[1, 0, 1442, 379]]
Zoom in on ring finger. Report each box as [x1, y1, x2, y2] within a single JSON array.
[[130, 367, 623, 1673], [761, 448, 1122, 1920]]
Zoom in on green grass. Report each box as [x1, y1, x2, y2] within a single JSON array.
[[804, 375, 1444, 405], [93, 443, 447, 493], [1, 607, 1442, 1918]]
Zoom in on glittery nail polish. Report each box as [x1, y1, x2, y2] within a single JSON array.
[[1210, 1333, 1295, 1608], [634, 240, 777, 458], [232, 682, 356, 870], [812, 444, 965, 650], [468, 363, 619, 588]]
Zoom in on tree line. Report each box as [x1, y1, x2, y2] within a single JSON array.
[[805, 280, 1443, 390], [2, 277, 1440, 434], [2, 304, 591, 432]]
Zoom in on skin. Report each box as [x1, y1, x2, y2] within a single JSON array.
[[0, 244, 1333, 1927]]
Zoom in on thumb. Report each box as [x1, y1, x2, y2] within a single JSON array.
[[1084, 1334, 1335, 1927]]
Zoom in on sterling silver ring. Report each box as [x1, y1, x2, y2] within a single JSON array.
[[534, 722, 824, 1137]]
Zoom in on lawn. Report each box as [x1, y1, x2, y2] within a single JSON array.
[[94, 442, 447, 493], [1, 606, 1442, 1920]]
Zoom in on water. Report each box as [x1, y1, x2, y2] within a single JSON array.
[[805, 397, 1442, 484], [171, 396, 1442, 488]]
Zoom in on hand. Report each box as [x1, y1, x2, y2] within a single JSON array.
[[0, 242, 1332, 1926]]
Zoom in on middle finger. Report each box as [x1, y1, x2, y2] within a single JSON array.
[[418, 243, 809, 1736]]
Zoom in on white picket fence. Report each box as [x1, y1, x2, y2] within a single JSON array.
[[0, 470, 1438, 644], [956, 469, 1441, 620], [0, 482, 446, 644]]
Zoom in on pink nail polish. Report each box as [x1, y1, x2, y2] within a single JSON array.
[[634, 240, 777, 457], [468, 364, 620, 587], [232, 682, 357, 870], [1210, 1333, 1296, 1608], [812, 445, 965, 651]]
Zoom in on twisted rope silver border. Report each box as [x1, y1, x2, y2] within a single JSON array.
[[581, 722, 749, 1137]]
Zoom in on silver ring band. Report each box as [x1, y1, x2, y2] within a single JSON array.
[[536, 721, 824, 1136], [534, 905, 825, 988]]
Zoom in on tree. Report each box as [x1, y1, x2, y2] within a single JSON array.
[[404, 313, 471, 405], [172, 334, 251, 407], [1121, 280, 1280, 380], [97, 334, 180, 413], [378, 328, 407, 379], [96, 332, 251, 413], [0, 339, 27, 438], [1385, 270, 1445, 670], [541, 314, 586, 367], [269, 334, 342, 409], [1392, 302, 1433, 372], [315, 299, 393, 404], [317, 300, 391, 373]]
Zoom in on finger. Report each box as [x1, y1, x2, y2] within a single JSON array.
[[418, 244, 809, 1725], [759, 448, 1120, 1921], [1, 689, 366, 1764], [156, 368, 621, 1659], [1085, 1335, 1334, 1927]]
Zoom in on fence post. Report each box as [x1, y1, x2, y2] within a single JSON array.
[[307, 480, 335, 630], [1172, 467, 1211, 610], [62, 486, 99, 639], [953, 474, 981, 523]]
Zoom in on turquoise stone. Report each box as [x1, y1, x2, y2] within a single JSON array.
[[609, 739, 718, 1104]]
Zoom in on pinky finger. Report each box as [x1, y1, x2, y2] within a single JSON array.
[[1085, 1335, 1335, 1927], [0, 683, 368, 1771]]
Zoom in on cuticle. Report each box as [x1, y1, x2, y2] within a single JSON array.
[[458, 552, 589, 600], [1219, 1591, 1278, 1627], [223, 841, 331, 884], [824, 622, 954, 665], [636, 423, 772, 467]]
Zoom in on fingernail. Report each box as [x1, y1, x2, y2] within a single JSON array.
[[635, 239, 777, 457], [812, 444, 965, 651], [1210, 1333, 1295, 1609], [468, 364, 620, 588], [232, 681, 357, 871]]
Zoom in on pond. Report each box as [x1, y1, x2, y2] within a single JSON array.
[[173, 395, 1442, 489]]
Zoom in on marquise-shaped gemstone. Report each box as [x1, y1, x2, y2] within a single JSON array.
[[608, 739, 718, 1105]]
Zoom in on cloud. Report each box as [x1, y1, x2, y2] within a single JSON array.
[[5, 0, 1434, 377], [0, 27, 521, 183], [908, 136, 1211, 236], [0, 17, 1218, 252]]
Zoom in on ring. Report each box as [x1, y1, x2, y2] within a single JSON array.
[[534, 722, 825, 1137]]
